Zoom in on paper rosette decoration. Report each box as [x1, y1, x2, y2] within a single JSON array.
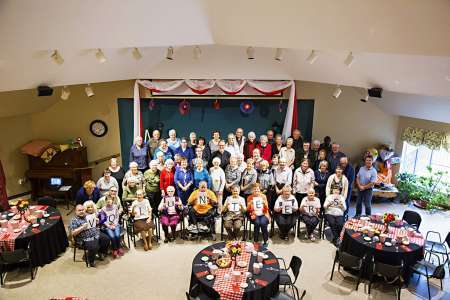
[[240, 100, 254, 114], [179, 100, 190, 115], [148, 99, 156, 110], [213, 99, 221, 110]]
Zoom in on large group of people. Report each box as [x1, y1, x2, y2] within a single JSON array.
[[71, 127, 382, 266]]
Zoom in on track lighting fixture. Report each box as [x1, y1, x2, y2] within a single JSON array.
[[51, 50, 64, 65], [85, 84, 95, 97], [61, 86, 70, 100], [193, 46, 202, 59], [306, 50, 318, 64], [274, 48, 283, 61], [95, 49, 106, 63], [246, 47, 255, 60], [166, 47, 174, 60], [332, 86, 342, 99], [132, 47, 142, 60], [344, 52, 355, 67]]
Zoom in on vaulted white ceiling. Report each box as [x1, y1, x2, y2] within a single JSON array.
[[0, 0, 449, 122]]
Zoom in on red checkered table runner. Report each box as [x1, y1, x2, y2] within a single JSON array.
[[212, 242, 251, 300], [340, 218, 424, 246]]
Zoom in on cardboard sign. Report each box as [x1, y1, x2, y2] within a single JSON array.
[[105, 209, 117, 225], [198, 192, 208, 205], [282, 201, 293, 214], [86, 214, 97, 229], [166, 197, 176, 214], [252, 197, 263, 216], [228, 199, 241, 212]]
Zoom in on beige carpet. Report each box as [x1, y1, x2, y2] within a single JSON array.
[[1, 201, 449, 300]]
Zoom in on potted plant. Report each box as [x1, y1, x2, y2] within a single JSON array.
[[396, 167, 449, 210]]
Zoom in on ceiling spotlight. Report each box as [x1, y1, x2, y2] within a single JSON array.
[[246, 47, 255, 60], [344, 52, 355, 67], [166, 46, 174, 60], [131, 47, 142, 60], [85, 84, 95, 97], [51, 50, 64, 65], [61, 86, 70, 100], [193, 46, 202, 59], [332, 86, 342, 99], [445, 75, 450, 82], [95, 49, 106, 63], [274, 48, 283, 61], [306, 50, 318, 64], [360, 89, 369, 103]]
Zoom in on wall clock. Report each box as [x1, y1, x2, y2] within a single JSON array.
[[89, 120, 108, 137]]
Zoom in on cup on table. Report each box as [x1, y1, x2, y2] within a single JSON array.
[[209, 264, 218, 276], [0, 219, 7, 228], [10, 220, 19, 229], [232, 271, 241, 282], [253, 263, 261, 275], [257, 252, 265, 263]]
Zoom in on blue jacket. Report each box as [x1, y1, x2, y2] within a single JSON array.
[[75, 187, 101, 205], [129, 144, 148, 170], [175, 146, 194, 163], [153, 147, 174, 161], [193, 169, 211, 188], [174, 168, 194, 189], [343, 163, 355, 186]]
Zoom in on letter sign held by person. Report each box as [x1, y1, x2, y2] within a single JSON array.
[[86, 214, 97, 228]]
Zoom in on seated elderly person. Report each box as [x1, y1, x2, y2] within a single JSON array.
[[299, 188, 321, 241], [273, 185, 298, 240], [69, 203, 110, 267], [247, 183, 271, 247], [130, 189, 154, 251], [122, 177, 139, 205], [75, 180, 101, 205], [222, 185, 246, 240], [122, 161, 144, 190], [158, 186, 183, 243], [96, 169, 119, 197], [187, 181, 218, 237], [99, 195, 124, 258], [97, 186, 123, 213], [324, 187, 346, 246]]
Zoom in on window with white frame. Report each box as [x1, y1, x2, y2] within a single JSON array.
[[400, 141, 450, 184]]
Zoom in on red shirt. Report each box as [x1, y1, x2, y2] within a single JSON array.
[[256, 143, 272, 164], [244, 141, 257, 160], [159, 167, 175, 193]]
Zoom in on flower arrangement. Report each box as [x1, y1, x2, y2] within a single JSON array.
[[11, 199, 29, 213], [383, 212, 397, 224], [226, 241, 242, 258]]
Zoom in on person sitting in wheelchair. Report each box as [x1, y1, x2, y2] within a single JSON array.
[[187, 180, 218, 237], [158, 185, 184, 243]]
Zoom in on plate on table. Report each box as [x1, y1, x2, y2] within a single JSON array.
[[13, 228, 21, 233], [7, 213, 15, 217], [262, 254, 269, 259], [363, 236, 372, 242], [43, 213, 50, 218], [205, 274, 214, 281], [384, 242, 392, 247], [237, 260, 247, 268], [360, 216, 370, 221], [32, 223, 40, 228], [201, 256, 209, 262], [13, 215, 21, 220], [402, 240, 410, 245], [240, 282, 248, 288]]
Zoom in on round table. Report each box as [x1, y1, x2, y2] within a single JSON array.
[[190, 242, 280, 300], [340, 218, 424, 283], [5, 207, 68, 267]]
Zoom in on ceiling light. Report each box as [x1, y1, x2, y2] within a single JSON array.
[[306, 50, 318, 64], [360, 89, 369, 103], [332, 86, 342, 99], [166, 47, 174, 60], [85, 84, 94, 97], [274, 48, 283, 61], [132, 47, 142, 60], [95, 49, 106, 63], [193, 46, 202, 59], [61, 86, 70, 100], [344, 52, 355, 67], [51, 50, 64, 65], [246, 47, 255, 60]]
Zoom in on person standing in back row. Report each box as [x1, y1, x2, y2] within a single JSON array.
[[355, 155, 377, 217]]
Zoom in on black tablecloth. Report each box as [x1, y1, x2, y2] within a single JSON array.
[[190, 242, 280, 300], [340, 227, 424, 282], [7, 207, 68, 267]]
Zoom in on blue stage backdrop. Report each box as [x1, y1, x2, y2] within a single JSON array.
[[118, 98, 314, 167]]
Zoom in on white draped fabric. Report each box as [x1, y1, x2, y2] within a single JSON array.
[[133, 79, 297, 140]]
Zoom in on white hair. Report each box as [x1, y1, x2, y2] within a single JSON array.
[[169, 129, 176, 136], [129, 161, 138, 168], [149, 160, 159, 167], [164, 159, 174, 167], [212, 157, 222, 165], [83, 200, 97, 213], [248, 131, 256, 139], [312, 139, 321, 146], [259, 135, 268, 142]]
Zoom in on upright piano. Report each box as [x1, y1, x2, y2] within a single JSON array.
[[26, 147, 92, 200]]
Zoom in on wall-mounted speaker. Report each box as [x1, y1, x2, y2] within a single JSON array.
[[368, 87, 383, 98], [37, 85, 54, 97]]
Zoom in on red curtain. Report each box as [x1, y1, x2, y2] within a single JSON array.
[[0, 160, 9, 210]]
